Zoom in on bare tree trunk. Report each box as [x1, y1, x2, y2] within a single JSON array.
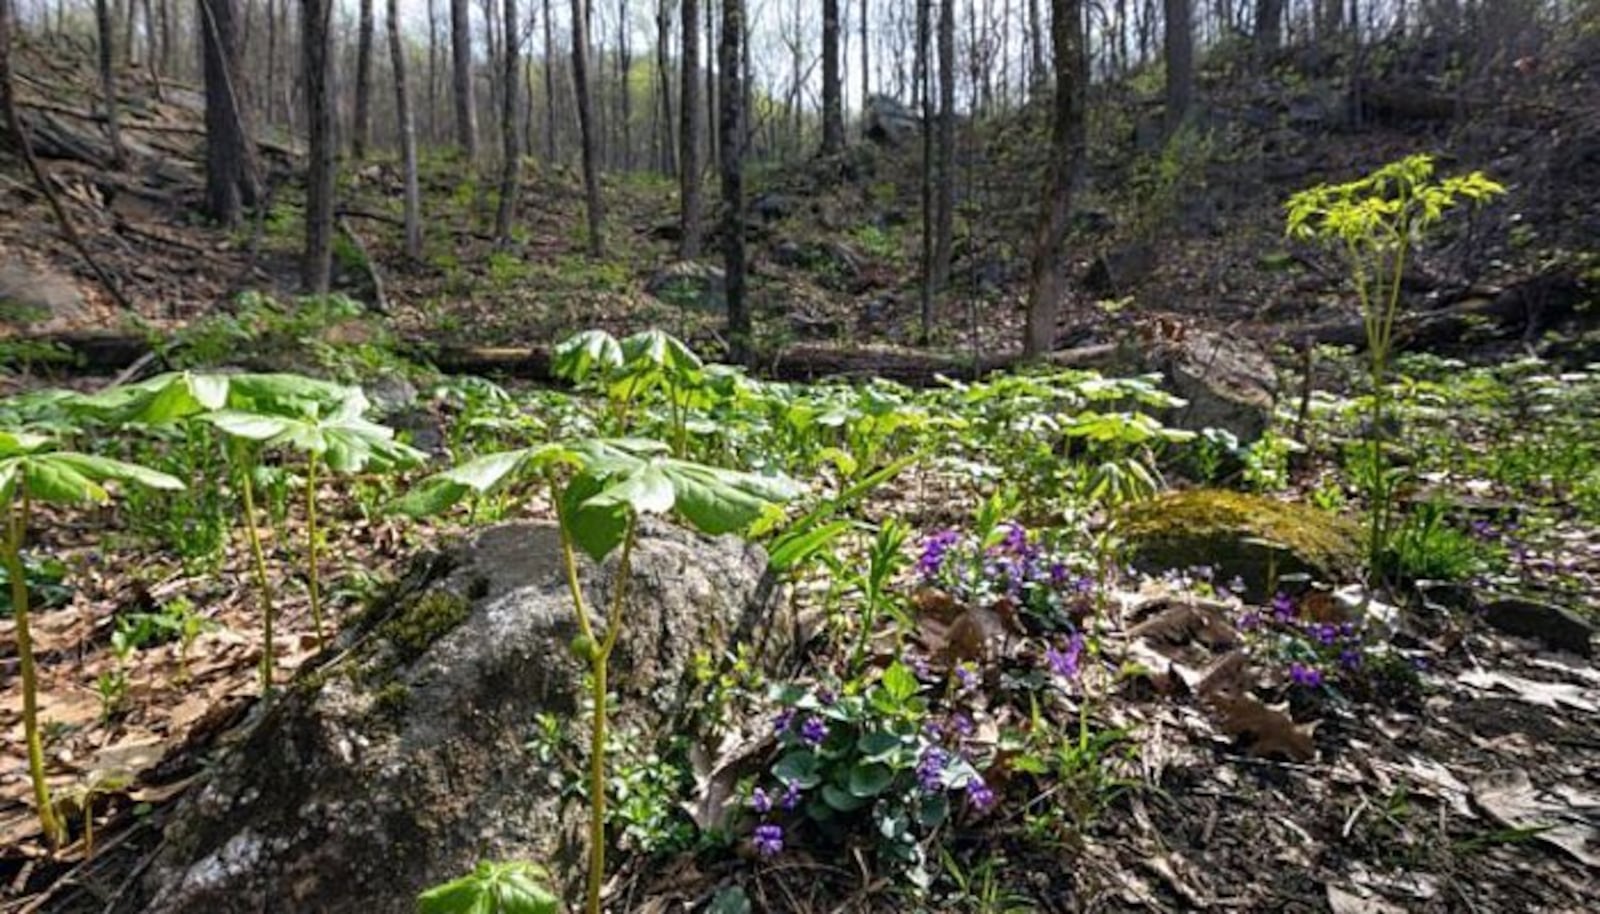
[[427, 0, 439, 142], [1256, 0, 1283, 51], [352, 0, 373, 158], [917, 0, 933, 341], [618, 0, 632, 171], [302, 0, 336, 293], [451, 0, 478, 157], [542, 0, 556, 160], [932, 0, 954, 290], [495, 0, 521, 241], [1027, 0, 1045, 88], [1163, 0, 1191, 134], [718, 0, 748, 362], [571, 0, 605, 255], [1024, 0, 1083, 357], [655, 0, 674, 175], [679, 0, 702, 257], [821, 0, 844, 154], [387, 0, 422, 259], [95, 0, 127, 167], [705, 0, 716, 171], [199, 0, 249, 225]]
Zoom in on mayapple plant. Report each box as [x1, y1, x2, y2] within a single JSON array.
[[553, 329, 708, 456], [1, 426, 183, 846], [1286, 154, 1504, 569], [396, 436, 799, 914]]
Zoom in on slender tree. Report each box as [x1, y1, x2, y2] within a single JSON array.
[[95, 0, 126, 167], [821, 0, 844, 154], [719, 0, 748, 362], [932, 0, 954, 290], [916, 0, 932, 340], [1256, 0, 1283, 52], [388, 0, 422, 259], [1023, 0, 1084, 357], [1164, 0, 1193, 135], [352, 0, 374, 158], [679, 0, 702, 257], [859, 0, 868, 107], [199, 0, 250, 226], [302, 0, 336, 292], [494, 0, 522, 241], [542, 0, 556, 161], [655, 0, 675, 175], [451, 0, 477, 158], [572, 0, 605, 255]]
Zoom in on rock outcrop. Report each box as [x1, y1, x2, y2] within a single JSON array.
[[134, 521, 786, 914]]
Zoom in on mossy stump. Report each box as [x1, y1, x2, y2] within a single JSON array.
[[1120, 489, 1361, 598]]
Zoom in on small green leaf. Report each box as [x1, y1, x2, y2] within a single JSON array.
[[416, 860, 558, 914], [772, 751, 822, 789], [847, 762, 895, 798], [821, 783, 868, 812], [880, 662, 919, 704]]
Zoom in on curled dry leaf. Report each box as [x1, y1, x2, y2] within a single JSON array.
[[1471, 768, 1600, 869], [1204, 691, 1318, 762]]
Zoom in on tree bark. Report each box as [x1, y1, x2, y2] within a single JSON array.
[[718, 0, 748, 363], [1027, 0, 1045, 88], [199, 0, 250, 226], [301, 0, 336, 293], [95, 0, 127, 167], [932, 0, 954, 291], [542, 0, 556, 160], [679, 0, 702, 257], [1024, 0, 1084, 357], [859, 0, 869, 109], [494, 0, 521, 241], [821, 0, 844, 154], [387, 0, 422, 259], [572, 0, 605, 255], [1255, 0, 1283, 52], [450, 0, 477, 158], [654, 0, 675, 175], [916, 0, 933, 340], [352, 0, 373, 158], [1163, 0, 1192, 135]]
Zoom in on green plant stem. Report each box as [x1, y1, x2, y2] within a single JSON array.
[[5, 486, 65, 846], [305, 452, 325, 647], [237, 455, 276, 691]]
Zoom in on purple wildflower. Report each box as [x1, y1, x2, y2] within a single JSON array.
[[815, 685, 837, 705], [955, 663, 979, 692], [965, 777, 996, 811], [1272, 592, 1297, 622], [904, 651, 932, 680], [950, 713, 974, 738], [1239, 609, 1262, 631], [773, 709, 795, 736], [1312, 622, 1340, 646], [916, 746, 948, 792], [750, 787, 773, 814], [753, 823, 784, 857], [1000, 522, 1029, 555], [1339, 648, 1363, 671], [1048, 562, 1071, 587], [1289, 662, 1324, 688], [780, 781, 802, 811], [1045, 631, 1085, 679], [799, 716, 828, 747], [918, 530, 962, 580], [1073, 575, 1096, 596]]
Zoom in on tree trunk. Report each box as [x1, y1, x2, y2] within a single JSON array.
[[1255, 0, 1283, 51], [1163, 0, 1192, 135], [932, 0, 954, 291], [542, 0, 556, 161], [302, 0, 336, 293], [494, 0, 521, 241], [352, 0, 373, 158], [450, 0, 477, 158], [387, 0, 422, 259], [655, 0, 675, 176], [1027, 0, 1045, 88], [820, 0, 844, 154], [199, 0, 248, 226], [718, 0, 748, 362], [95, 0, 127, 167], [859, 0, 869, 108], [1024, 0, 1084, 357], [571, 0, 605, 255], [618, 0, 632, 172], [916, 0, 933, 340], [679, 0, 702, 257]]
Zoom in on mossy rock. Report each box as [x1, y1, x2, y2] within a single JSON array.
[[1120, 489, 1361, 597]]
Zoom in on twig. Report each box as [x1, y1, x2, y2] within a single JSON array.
[[337, 217, 390, 314]]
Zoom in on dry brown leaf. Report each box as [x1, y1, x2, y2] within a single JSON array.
[[1205, 692, 1317, 762], [1472, 769, 1600, 869], [1457, 670, 1600, 713], [1327, 885, 1407, 914]]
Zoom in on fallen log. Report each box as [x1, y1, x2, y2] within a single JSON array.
[[1278, 270, 1591, 351]]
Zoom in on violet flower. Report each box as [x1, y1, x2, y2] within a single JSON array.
[[750, 786, 773, 814], [965, 777, 996, 811], [916, 746, 948, 793], [1289, 662, 1324, 688], [1045, 631, 1085, 679], [753, 823, 784, 857], [799, 716, 828, 747]]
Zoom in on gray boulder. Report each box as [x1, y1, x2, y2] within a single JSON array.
[[1153, 329, 1279, 442], [135, 521, 787, 914], [0, 259, 84, 328], [863, 95, 918, 147]]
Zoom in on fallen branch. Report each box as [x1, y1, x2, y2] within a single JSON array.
[[337, 217, 390, 315]]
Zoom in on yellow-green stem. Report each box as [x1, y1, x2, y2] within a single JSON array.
[[6, 486, 64, 846], [238, 459, 275, 691], [305, 452, 325, 647]]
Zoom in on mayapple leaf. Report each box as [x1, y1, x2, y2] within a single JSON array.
[[0, 430, 52, 457], [77, 371, 231, 425], [203, 410, 298, 441], [552, 329, 624, 383], [416, 860, 559, 914], [659, 460, 803, 536], [225, 373, 364, 420], [583, 461, 676, 516], [18, 457, 106, 504], [561, 471, 629, 562], [49, 453, 185, 491]]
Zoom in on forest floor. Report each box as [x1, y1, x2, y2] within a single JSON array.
[[2, 27, 1599, 914]]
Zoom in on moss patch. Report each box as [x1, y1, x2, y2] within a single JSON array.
[[380, 589, 474, 660], [1120, 489, 1361, 596]]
